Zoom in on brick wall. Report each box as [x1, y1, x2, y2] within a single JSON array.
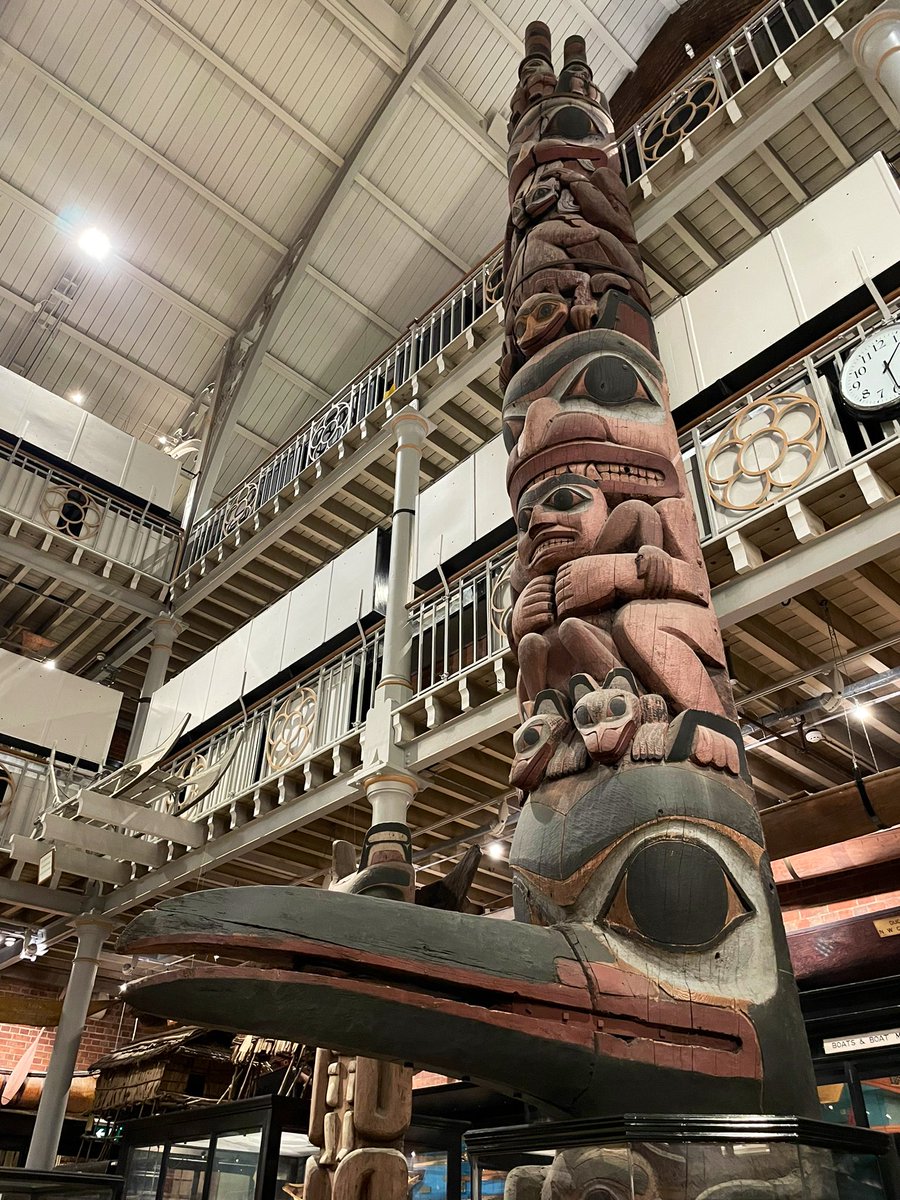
[[782, 888, 900, 933], [0, 983, 137, 1076]]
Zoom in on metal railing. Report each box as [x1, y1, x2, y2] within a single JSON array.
[[617, 0, 842, 185], [684, 303, 900, 541], [178, 0, 847, 576], [180, 253, 504, 573], [0, 438, 180, 582], [166, 302, 900, 821], [164, 545, 517, 821], [0, 748, 94, 847]]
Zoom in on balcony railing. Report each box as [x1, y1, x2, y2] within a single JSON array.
[[164, 547, 515, 821], [617, 0, 843, 185], [180, 252, 504, 573], [180, 0, 847, 578], [0, 438, 180, 582], [684, 302, 900, 542], [161, 296, 900, 825]]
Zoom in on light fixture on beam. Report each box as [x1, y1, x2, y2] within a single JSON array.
[[77, 227, 111, 261]]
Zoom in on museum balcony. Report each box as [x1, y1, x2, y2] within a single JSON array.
[[134, 0, 899, 701], [0, 370, 181, 676], [9, 272, 900, 937]]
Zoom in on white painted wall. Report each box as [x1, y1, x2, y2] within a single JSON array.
[[0, 368, 180, 510], [0, 648, 121, 762], [140, 529, 379, 752], [657, 154, 900, 409]]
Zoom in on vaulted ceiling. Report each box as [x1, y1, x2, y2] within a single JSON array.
[[0, 0, 678, 506]]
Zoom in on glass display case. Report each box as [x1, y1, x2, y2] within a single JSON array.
[[464, 1115, 900, 1200], [0, 1169, 121, 1200], [119, 1098, 312, 1200]]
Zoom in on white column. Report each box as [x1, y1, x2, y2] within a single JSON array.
[[26, 917, 113, 1169], [853, 11, 900, 107], [360, 409, 429, 825], [365, 773, 418, 826], [125, 613, 184, 760], [379, 410, 430, 696]]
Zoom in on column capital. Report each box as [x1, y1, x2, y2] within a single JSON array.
[[851, 11, 900, 77], [362, 770, 419, 797], [71, 915, 116, 953], [149, 612, 187, 645], [389, 407, 431, 448]]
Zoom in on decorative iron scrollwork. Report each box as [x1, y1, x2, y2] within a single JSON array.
[[177, 753, 209, 809], [222, 480, 260, 534], [40, 485, 102, 541], [641, 75, 720, 163], [490, 557, 514, 636], [266, 688, 317, 771], [704, 393, 826, 512], [308, 400, 353, 459]]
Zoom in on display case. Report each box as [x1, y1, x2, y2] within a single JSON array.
[[0, 1169, 121, 1200], [464, 1115, 900, 1200], [119, 1097, 312, 1200]]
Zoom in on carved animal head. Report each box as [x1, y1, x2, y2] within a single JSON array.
[[510, 690, 571, 790], [513, 292, 569, 355], [570, 672, 640, 763]]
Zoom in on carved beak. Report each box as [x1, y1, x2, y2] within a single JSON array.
[[119, 886, 763, 1118]]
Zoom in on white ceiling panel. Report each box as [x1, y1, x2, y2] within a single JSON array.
[[0, 0, 677, 513]]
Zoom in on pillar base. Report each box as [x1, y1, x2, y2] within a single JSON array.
[[466, 1115, 900, 1199]]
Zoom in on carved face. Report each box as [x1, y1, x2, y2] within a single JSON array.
[[503, 328, 684, 512], [514, 292, 569, 354], [572, 687, 639, 762], [517, 472, 608, 573]]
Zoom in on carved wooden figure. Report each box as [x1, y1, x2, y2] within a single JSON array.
[[303, 832, 414, 1200]]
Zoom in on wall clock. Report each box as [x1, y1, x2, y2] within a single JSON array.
[[839, 320, 900, 419]]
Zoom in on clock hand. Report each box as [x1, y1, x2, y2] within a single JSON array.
[[884, 359, 900, 389], [886, 340, 900, 371]]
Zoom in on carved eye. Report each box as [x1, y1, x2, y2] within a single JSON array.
[[602, 840, 751, 949], [545, 486, 584, 511], [608, 696, 627, 717], [565, 358, 644, 407], [516, 506, 533, 532], [514, 318, 527, 339], [537, 302, 557, 320]]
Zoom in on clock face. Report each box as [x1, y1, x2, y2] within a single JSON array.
[[840, 322, 900, 418]]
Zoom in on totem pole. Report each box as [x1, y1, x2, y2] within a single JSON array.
[[303, 828, 416, 1200], [499, 21, 817, 1119], [119, 20, 830, 1199]]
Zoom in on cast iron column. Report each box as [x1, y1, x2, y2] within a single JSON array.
[[125, 613, 184, 761], [26, 917, 113, 1169], [362, 408, 429, 824]]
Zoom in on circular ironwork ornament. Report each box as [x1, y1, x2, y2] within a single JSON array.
[[704, 393, 825, 512], [266, 687, 317, 771]]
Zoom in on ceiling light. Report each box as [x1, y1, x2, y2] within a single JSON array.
[[486, 840, 505, 861], [77, 227, 111, 261], [3, 936, 16, 948], [44, 659, 56, 671], [854, 703, 868, 722], [157, 434, 169, 445], [69, 391, 84, 405]]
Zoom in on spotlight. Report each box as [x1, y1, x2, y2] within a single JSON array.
[[44, 659, 56, 671], [157, 434, 169, 445], [855, 703, 868, 722], [486, 840, 505, 861], [69, 391, 84, 405], [78, 227, 111, 261]]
